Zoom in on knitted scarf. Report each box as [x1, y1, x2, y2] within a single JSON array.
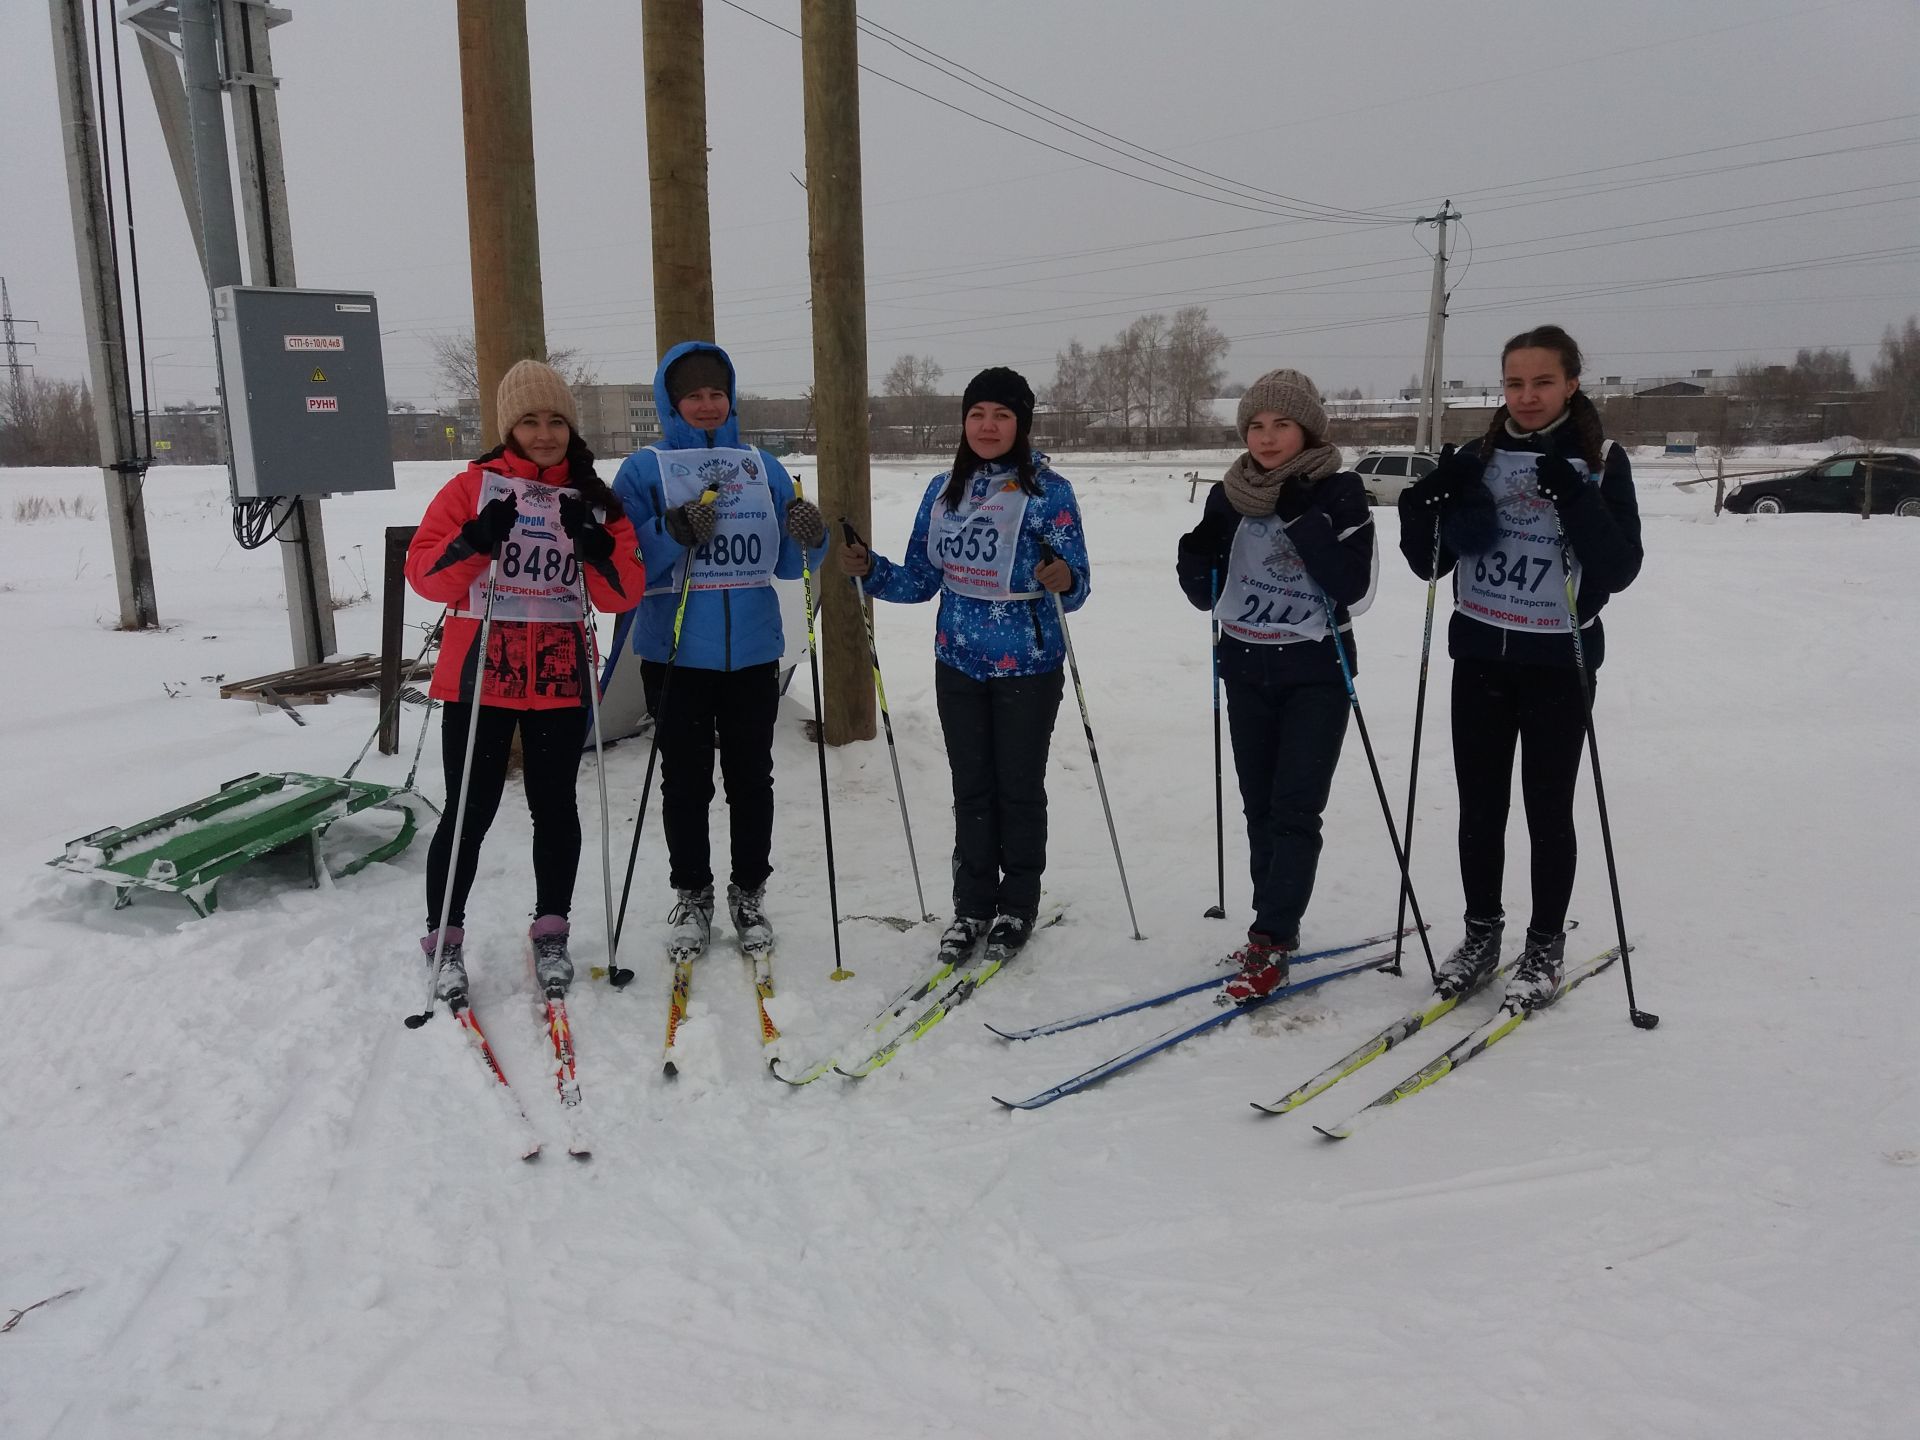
[[1222, 443, 1342, 518]]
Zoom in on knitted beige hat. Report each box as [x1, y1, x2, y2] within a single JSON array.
[[1236, 368, 1326, 443], [496, 358, 579, 433]]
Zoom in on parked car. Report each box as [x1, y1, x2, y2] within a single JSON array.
[[1722, 451, 1920, 516], [1352, 450, 1437, 505]]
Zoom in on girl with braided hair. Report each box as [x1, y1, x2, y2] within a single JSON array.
[[1397, 325, 1642, 1010]]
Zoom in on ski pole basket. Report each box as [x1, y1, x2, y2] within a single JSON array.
[[48, 771, 433, 918]]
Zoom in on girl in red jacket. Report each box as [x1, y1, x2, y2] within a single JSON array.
[[406, 359, 645, 1002]]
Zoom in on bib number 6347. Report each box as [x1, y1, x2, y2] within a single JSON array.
[[1473, 549, 1553, 593]]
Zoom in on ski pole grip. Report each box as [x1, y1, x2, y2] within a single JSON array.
[[840, 518, 867, 549]]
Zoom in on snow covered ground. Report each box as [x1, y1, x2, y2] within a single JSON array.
[[1, 446, 1915, 1438]]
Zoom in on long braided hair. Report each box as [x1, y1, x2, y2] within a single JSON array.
[[487, 428, 625, 519], [1478, 325, 1607, 470]]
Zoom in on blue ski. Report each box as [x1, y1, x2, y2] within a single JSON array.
[[984, 925, 1421, 1042], [991, 950, 1396, 1111]]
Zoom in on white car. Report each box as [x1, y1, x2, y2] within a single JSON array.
[[1352, 450, 1437, 506]]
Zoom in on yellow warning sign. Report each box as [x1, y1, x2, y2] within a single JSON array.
[[310, 368, 327, 383]]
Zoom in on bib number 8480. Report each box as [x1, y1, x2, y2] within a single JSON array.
[[501, 541, 578, 587]]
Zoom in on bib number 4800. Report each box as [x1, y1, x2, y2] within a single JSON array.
[[1474, 549, 1553, 593], [695, 532, 764, 568]]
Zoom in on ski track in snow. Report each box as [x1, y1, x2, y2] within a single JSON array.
[[1, 452, 1916, 1438]]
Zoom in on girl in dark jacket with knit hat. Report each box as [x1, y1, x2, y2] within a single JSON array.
[[840, 367, 1090, 968], [407, 359, 646, 1003], [1398, 325, 1642, 1011], [1176, 368, 1375, 1003]]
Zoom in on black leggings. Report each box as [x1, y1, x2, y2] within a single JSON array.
[[1451, 656, 1590, 936], [426, 703, 587, 930]]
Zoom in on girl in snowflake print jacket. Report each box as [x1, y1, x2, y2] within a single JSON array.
[[840, 367, 1090, 962]]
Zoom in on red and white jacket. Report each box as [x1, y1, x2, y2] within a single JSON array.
[[406, 450, 645, 711]]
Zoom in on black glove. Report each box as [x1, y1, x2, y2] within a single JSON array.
[[1533, 453, 1583, 508], [460, 494, 519, 556], [662, 500, 718, 547], [559, 495, 614, 564], [1273, 479, 1314, 524], [785, 498, 826, 547], [1403, 443, 1480, 511]]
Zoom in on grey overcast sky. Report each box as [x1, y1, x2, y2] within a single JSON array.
[[4, 0, 1917, 409]]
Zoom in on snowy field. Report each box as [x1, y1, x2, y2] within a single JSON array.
[[1, 446, 1915, 1438]]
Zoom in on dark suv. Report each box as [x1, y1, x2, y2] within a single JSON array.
[[1723, 451, 1920, 516]]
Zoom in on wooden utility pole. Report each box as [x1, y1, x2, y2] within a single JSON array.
[[642, 0, 715, 355], [801, 0, 875, 744], [456, 0, 547, 447], [49, 0, 158, 630]]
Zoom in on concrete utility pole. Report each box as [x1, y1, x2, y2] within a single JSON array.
[[48, 0, 159, 629], [222, 0, 336, 664], [456, 0, 548, 447], [1415, 201, 1459, 451], [642, 0, 715, 354], [801, 0, 875, 745]]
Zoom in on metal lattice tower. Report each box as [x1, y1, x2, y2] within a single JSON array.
[[1, 276, 34, 408]]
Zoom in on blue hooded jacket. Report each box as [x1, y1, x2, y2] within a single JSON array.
[[611, 341, 825, 671]]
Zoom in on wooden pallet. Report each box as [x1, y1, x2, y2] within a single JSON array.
[[220, 651, 434, 705]]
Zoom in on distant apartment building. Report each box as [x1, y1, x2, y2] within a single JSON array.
[[575, 383, 662, 460]]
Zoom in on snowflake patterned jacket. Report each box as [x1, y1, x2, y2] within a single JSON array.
[[861, 458, 1091, 682]]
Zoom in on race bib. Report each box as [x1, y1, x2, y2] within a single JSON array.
[[1215, 516, 1329, 645], [464, 472, 581, 623], [649, 446, 781, 594], [1455, 449, 1594, 633], [927, 475, 1039, 600]]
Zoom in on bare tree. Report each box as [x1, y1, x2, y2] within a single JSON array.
[[1161, 306, 1230, 439], [881, 353, 945, 449], [0, 376, 97, 466], [427, 332, 598, 409], [1045, 340, 1095, 447], [1736, 347, 1860, 442], [1869, 315, 1920, 440]]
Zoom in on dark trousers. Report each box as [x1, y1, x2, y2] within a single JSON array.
[[1223, 675, 1350, 945], [642, 659, 779, 893], [1451, 656, 1591, 935], [934, 662, 1066, 920], [426, 703, 586, 930]]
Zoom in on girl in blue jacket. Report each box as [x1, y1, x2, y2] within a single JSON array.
[[612, 342, 827, 957], [839, 368, 1090, 967]]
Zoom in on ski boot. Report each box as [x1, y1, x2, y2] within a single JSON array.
[[667, 884, 714, 961], [1504, 929, 1566, 1012], [727, 882, 774, 956], [939, 914, 991, 968], [983, 913, 1037, 964], [1434, 916, 1504, 1000], [1221, 932, 1293, 1005], [530, 914, 573, 997], [422, 927, 468, 1006]]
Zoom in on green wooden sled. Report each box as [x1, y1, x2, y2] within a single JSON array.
[[48, 771, 434, 918]]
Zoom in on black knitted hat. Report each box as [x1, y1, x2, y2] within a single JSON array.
[[960, 367, 1035, 430]]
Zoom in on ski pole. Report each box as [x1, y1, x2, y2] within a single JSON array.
[[1557, 512, 1659, 1030], [797, 480, 852, 981], [1040, 542, 1143, 941], [407, 558, 500, 1029], [841, 519, 933, 923], [1322, 597, 1437, 982], [345, 607, 445, 781], [609, 486, 719, 982], [576, 572, 619, 991], [1392, 522, 1443, 977], [1205, 567, 1226, 920]]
